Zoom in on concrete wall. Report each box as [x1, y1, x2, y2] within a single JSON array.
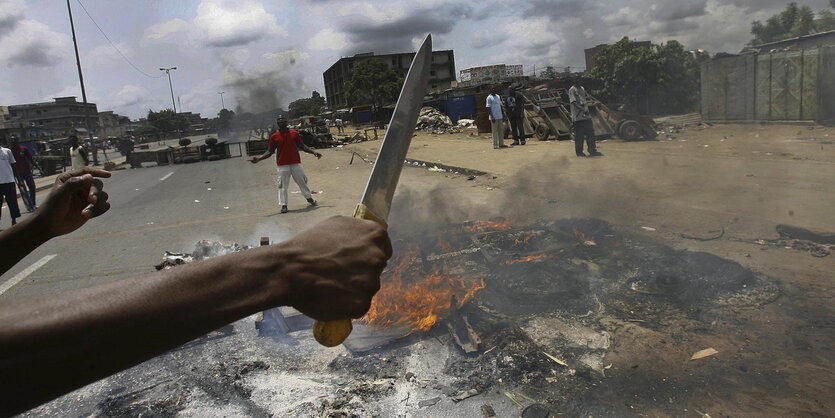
[[701, 46, 835, 123]]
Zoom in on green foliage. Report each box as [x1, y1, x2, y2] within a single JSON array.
[[216, 108, 235, 131], [588, 37, 698, 114], [288, 91, 327, 118], [750, 2, 835, 45], [146, 109, 189, 134], [344, 58, 403, 119], [133, 125, 160, 138], [539, 66, 560, 79]]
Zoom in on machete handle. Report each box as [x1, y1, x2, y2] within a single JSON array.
[[312, 203, 388, 347]]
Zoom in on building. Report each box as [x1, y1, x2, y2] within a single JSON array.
[[458, 64, 523, 85], [584, 41, 651, 71], [3, 96, 99, 140], [98, 111, 131, 138], [323, 50, 456, 110], [741, 29, 835, 53]]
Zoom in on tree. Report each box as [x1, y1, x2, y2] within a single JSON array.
[[288, 91, 327, 118], [344, 58, 402, 120], [216, 108, 235, 131], [588, 37, 698, 114], [750, 2, 835, 45], [147, 109, 188, 136]]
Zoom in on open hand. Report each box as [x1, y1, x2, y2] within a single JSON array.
[[34, 168, 111, 237]]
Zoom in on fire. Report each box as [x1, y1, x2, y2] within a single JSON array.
[[501, 254, 554, 265], [361, 247, 486, 332], [438, 239, 454, 253], [513, 232, 538, 247], [573, 229, 597, 246], [465, 218, 513, 233]]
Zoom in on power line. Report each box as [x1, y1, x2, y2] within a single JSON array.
[[74, 0, 163, 79]]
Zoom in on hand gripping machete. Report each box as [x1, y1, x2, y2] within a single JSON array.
[[313, 34, 433, 347]]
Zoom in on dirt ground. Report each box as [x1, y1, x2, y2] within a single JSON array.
[[344, 122, 835, 416]]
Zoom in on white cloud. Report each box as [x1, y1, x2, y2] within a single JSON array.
[[337, 2, 403, 22], [85, 43, 131, 67], [308, 28, 349, 51], [112, 84, 150, 108], [194, 1, 287, 47], [143, 18, 188, 42], [0, 19, 71, 67]]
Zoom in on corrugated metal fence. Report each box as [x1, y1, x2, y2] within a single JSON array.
[[701, 46, 835, 123]]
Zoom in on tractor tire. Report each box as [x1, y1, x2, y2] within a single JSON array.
[[179, 138, 192, 147], [618, 120, 642, 141], [534, 122, 551, 141], [205, 137, 218, 146]]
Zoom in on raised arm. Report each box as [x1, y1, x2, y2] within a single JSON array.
[[0, 168, 111, 275], [0, 216, 391, 416]]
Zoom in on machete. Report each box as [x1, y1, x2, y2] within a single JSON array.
[[313, 34, 433, 347]]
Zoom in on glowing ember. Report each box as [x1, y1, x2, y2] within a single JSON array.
[[361, 247, 486, 332], [465, 218, 513, 233], [501, 254, 555, 265], [513, 232, 538, 247], [573, 229, 597, 246]]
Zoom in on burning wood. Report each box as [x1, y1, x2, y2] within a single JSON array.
[[465, 218, 513, 233], [501, 254, 555, 265]]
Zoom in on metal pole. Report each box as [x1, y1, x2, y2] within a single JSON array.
[[67, 0, 98, 165], [160, 68, 177, 112]]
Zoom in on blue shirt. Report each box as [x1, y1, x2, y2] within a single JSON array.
[[486, 94, 503, 120]]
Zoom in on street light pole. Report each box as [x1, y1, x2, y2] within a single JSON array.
[[160, 67, 178, 112], [66, 0, 98, 166], [217, 91, 225, 110]]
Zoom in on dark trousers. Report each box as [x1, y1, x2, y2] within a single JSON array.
[[574, 119, 596, 154], [0, 182, 21, 220], [509, 115, 525, 144], [19, 171, 36, 206]]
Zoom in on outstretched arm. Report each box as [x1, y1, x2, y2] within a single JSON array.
[[0, 168, 111, 275], [0, 216, 391, 416], [300, 143, 323, 159], [249, 148, 274, 163]]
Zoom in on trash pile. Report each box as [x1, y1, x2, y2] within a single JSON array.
[[654, 113, 709, 139], [154, 240, 251, 270], [416, 107, 461, 134]]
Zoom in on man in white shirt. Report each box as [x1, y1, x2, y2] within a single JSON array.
[[486, 86, 508, 149], [0, 144, 21, 226], [569, 81, 601, 157]]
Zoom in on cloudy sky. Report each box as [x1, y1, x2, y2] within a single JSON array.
[[0, 0, 829, 119]]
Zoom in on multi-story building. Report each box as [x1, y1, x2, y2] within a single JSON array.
[[98, 111, 131, 138], [4, 96, 100, 140], [458, 64, 524, 85], [323, 49, 456, 110]]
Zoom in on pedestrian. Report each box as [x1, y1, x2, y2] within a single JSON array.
[[506, 87, 527, 145], [9, 136, 38, 210], [0, 167, 391, 416], [335, 118, 344, 133], [568, 80, 602, 157], [68, 135, 89, 169], [0, 143, 21, 226], [250, 116, 323, 213], [486, 86, 508, 149]]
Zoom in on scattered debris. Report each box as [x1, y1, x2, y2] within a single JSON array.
[[481, 404, 497, 417], [680, 228, 725, 241], [416, 107, 462, 134], [418, 397, 441, 408], [641, 226, 657, 232], [451, 388, 480, 402], [690, 348, 719, 360]]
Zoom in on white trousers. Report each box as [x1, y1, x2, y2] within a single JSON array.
[[491, 119, 505, 148], [277, 164, 312, 206]]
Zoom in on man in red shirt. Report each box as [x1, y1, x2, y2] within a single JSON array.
[[250, 116, 323, 213], [9, 137, 38, 211]]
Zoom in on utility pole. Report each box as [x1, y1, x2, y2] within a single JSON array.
[[66, 0, 98, 165], [160, 67, 178, 112], [160, 67, 180, 141], [217, 91, 225, 110]]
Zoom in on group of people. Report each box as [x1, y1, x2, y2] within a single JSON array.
[[484, 80, 602, 157]]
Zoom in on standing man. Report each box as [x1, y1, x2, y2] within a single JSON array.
[[68, 135, 89, 169], [9, 136, 38, 210], [0, 143, 21, 226], [568, 81, 602, 157], [335, 118, 344, 134], [486, 86, 508, 149], [250, 116, 322, 214], [506, 87, 527, 146]]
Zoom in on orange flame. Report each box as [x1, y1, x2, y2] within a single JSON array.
[[501, 254, 555, 265], [465, 218, 513, 233], [573, 228, 597, 246], [513, 232, 537, 247], [361, 247, 486, 332]]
